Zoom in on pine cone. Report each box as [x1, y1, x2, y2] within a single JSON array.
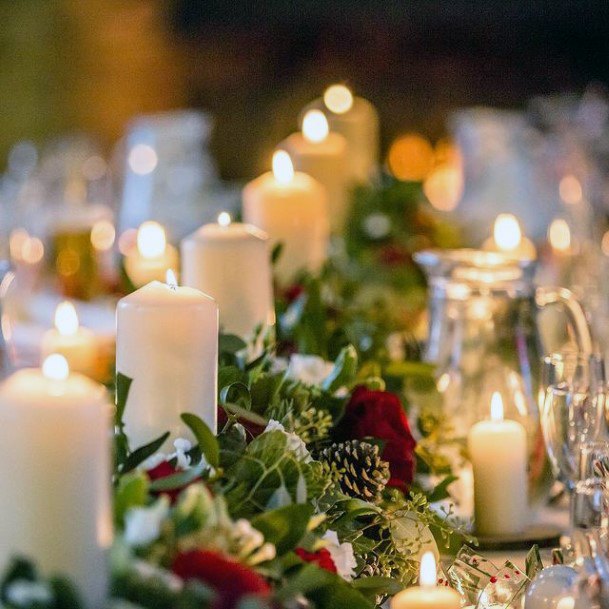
[[319, 440, 390, 502]]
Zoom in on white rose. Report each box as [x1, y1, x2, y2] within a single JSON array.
[[264, 420, 311, 463], [286, 354, 334, 387], [124, 496, 170, 547], [323, 530, 357, 581]]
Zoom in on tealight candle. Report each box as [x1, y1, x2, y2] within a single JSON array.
[[41, 301, 98, 377], [181, 213, 275, 340], [242, 150, 329, 285], [0, 354, 112, 609], [278, 110, 349, 232], [467, 392, 528, 536], [391, 552, 461, 609], [116, 271, 218, 449], [483, 213, 537, 261], [301, 84, 379, 183], [124, 221, 179, 288]]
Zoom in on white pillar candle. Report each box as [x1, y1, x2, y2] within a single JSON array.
[[0, 354, 112, 609], [301, 84, 379, 183], [41, 301, 98, 378], [181, 213, 275, 340], [242, 151, 329, 286], [278, 110, 349, 233], [467, 392, 528, 536], [116, 272, 218, 448], [391, 552, 461, 609], [124, 221, 179, 288]]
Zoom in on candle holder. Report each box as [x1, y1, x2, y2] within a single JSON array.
[[414, 249, 592, 511]]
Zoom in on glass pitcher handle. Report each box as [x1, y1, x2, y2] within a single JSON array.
[[535, 286, 593, 354]]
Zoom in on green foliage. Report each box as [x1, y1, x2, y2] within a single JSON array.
[[251, 505, 314, 555], [180, 414, 219, 468]]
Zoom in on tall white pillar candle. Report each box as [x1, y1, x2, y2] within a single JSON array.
[[467, 392, 528, 536], [124, 221, 179, 288], [41, 301, 98, 378], [116, 274, 218, 449], [181, 213, 275, 340], [0, 354, 112, 609], [301, 84, 379, 183], [242, 151, 329, 286], [279, 110, 350, 233], [391, 552, 461, 609]]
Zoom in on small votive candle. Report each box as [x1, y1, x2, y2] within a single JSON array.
[[391, 552, 461, 609]]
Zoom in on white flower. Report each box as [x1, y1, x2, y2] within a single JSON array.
[[286, 354, 334, 387], [249, 542, 277, 565], [363, 213, 391, 239], [171, 438, 192, 469], [323, 530, 357, 581], [264, 420, 312, 463], [5, 581, 52, 606], [124, 496, 170, 547]]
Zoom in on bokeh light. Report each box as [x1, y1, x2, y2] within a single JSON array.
[[387, 133, 434, 181]]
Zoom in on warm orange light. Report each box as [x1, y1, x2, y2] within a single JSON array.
[[387, 134, 434, 181], [272, 151, 294, 184], [21, 237, 44, 265], [548, 218, 571, 252], [490, 392, 504, 422], [90, 220, 116, 252], [54, 302, 79, 336], [137, 221, 166, 259], [302, 110, 329, 143], [9, 229, 29, 262], [323, 85, 354, 114], [423, 164, 463, 211], [42, 354, 70, 381]]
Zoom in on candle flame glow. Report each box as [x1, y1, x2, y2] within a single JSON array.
[[218, 212, 232, 228], [490, 392, 504, 422], [55, 301, 79, 336], [91, 220, 116, 251], [493, 214, 522, 251], [302, 109, 329, 143], [556, 597, 575, 609], [548, 218, 571, 252], [559, 175, 582, 205], [166, 269, 177, 288], [323, 84, 354, 114], [42, 354, 70, 382], [419, 552, 437, 587], [137, 221, 166, 259], [272, 150, 294, 184]]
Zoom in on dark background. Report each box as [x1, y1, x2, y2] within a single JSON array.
[[1, 0, 609, 179]]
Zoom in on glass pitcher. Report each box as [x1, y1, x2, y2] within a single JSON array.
[[414, 248, 593, 505]]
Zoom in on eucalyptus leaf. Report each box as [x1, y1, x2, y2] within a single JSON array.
[[251, 504, 313, 555], [219, 333, 248, 355], [322, 345, 358, 393], [181, 413, 219, 468], [220, 382, 252, 409], [115, 372, 133, 426], [114, 471, 149, 526], [221, 402, 268, 427], [121, 432, 170, 474]]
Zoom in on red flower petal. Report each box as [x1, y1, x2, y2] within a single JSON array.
[[295, 547, 338, 574]]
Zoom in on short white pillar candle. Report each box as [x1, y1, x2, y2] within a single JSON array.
[[0, 354, 112, 609], [116, 272, 218, 449], [467, 391, 528, 536]]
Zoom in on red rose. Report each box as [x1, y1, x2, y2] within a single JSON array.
[[147, 461, 200, 504], [295, 548, 337, 574], [172, 550, 271, 609], [283, 283, 305, 304], [334, 386, 416, 493]]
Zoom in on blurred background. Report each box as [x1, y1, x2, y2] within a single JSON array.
[[2, 0, 609, 179]]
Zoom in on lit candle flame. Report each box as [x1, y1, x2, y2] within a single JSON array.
[[419, 552, 437, 587], [272, 150, 294, 184], [548, 218, 571, 252], [42, 354, 70, 381], [218, 212, 232, 228], [54, 301, 79, 336], [302, 109, 329, 143], [91, 220, 116, 252], [556, 597, 575, 609], [166, 269, 177, 289], [323, 84, 354, 114], [137, 221, 166, 259], [493, 214, 522, 251], [490, 392, 504, 422]]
